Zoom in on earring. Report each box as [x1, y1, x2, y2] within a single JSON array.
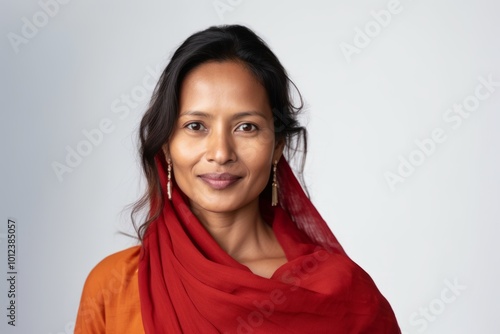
[[271, 160, 278, 206], [167, 160, 172, 200]]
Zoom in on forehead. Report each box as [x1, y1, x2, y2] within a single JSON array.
[[178, 61, 271, 115]]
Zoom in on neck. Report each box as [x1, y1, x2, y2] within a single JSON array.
[[190, 199, 277, 263]]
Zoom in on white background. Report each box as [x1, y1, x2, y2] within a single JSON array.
[[1, 0, 499, 333]]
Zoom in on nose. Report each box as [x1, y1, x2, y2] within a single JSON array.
[[205, 127, 237, 165]]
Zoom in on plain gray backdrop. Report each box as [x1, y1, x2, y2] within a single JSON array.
[[2, 0, 499, 333]]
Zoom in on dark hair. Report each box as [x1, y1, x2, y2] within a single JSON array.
[[131, 24, 307, 240]]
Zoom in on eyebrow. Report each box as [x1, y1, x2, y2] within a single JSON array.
[[179, 110, 269, 120]]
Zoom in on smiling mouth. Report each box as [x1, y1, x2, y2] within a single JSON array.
[[198, 173, 242, 190]]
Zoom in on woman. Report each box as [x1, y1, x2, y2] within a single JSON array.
[[75, 24, 401, 333]]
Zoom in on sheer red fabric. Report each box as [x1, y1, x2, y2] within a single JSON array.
[[138, 154, 401, 333]]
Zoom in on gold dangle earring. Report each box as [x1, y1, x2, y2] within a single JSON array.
[[271, 160, 278, 206], [167, 160, 172, 200]]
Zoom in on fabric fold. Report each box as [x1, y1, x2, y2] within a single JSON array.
[[138, 153, 401, 333]]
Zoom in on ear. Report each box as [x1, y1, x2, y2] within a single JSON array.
[[162, 144, 171, 162], [272, 138, 285, 162]]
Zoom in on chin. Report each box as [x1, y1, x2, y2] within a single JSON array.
[[190, 196, 253, 214]]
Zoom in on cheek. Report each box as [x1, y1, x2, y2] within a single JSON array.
[[168, 139, 200, 182], [238, 141, 275, 180], [170, 129, 205, 158], [236, 130, 276, 158]]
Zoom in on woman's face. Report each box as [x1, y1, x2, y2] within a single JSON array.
[[165, 60, 283, 214]]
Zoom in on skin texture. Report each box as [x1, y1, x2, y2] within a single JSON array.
[[163, 60, 287, 278]]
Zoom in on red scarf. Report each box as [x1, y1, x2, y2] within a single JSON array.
[[138, 155, 401, 333]]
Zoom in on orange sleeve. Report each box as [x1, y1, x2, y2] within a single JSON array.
[[74, 246, 144, 334]]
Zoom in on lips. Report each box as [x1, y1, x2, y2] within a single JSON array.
[[198, 173, 242, 190]]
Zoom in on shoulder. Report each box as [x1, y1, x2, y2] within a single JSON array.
[[75, 246, 142, 333], [86, 245, 141, 282], [318, 252, 400, 330], [79, 246, 140, 293], [81, 245, 141, 299]]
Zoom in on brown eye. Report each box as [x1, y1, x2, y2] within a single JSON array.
[[186, 122, 206, 131], [236, 123, 257, 132]]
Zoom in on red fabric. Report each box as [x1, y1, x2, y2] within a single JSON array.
[[138, 154, 401, 333]]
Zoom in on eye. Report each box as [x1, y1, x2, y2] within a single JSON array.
[[236, 123, 257, 132], [185, 122, 206, 131]]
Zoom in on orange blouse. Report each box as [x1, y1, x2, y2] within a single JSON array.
[[75, 246, 145, 334]]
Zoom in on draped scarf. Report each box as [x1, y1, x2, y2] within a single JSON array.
[[138, 154, 401, 333]]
